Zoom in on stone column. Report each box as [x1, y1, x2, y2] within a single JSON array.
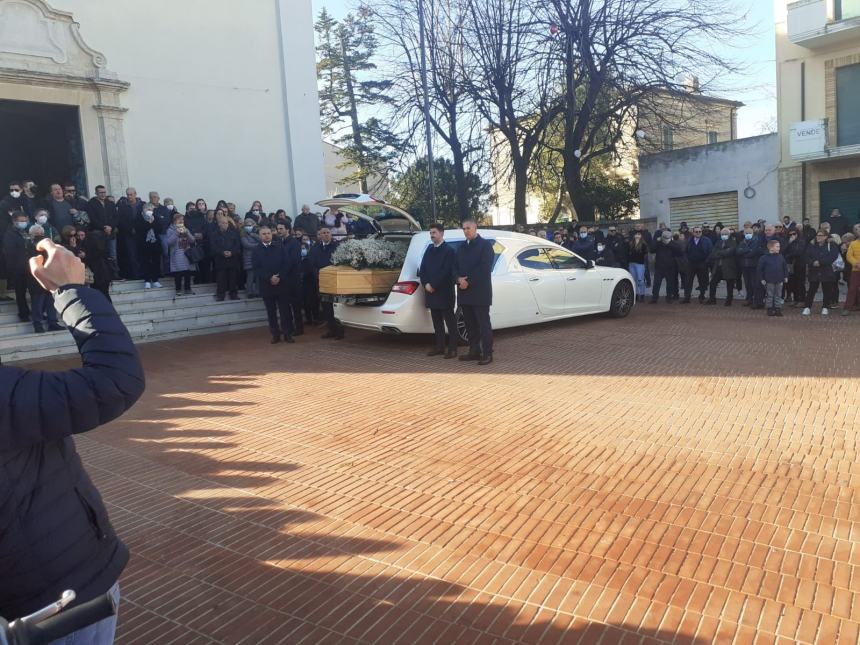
[[93, 101, 129, 197]]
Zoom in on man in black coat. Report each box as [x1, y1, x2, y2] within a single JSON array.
[[88, 185, 119, 263], [455, 219, 495, 365], [3, 212, 35, 321], [418, 223, 458, 358], [278, 225, 305, 336], [308, 226, 344, 340], [253, 225, 296, 344], [0, 239, 145, 637], [115, 188, 142, 279]]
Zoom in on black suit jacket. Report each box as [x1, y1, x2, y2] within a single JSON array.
[[455, 235, 494, 307], [418, 242, 456, 309], [253, 242, 296, 297]]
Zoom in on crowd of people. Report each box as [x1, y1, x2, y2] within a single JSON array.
[[0, 179, 364, 337], [524, 211, 860, 317]]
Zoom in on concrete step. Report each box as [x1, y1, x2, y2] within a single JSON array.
[[2, 304, 269, 363]]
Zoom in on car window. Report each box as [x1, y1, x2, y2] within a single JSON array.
[[517, 247, 554, 270], [546, 247, 587, 269], [434, 239, 505, 269]]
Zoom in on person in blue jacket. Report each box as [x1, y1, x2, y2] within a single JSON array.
[[684, 225, 713, 303], [455, 219, 495, 365], [418, 223, 458, 358], [564, 224, 596, 262], [0, 239, 145, 640], [252, 225, 297, 344], [756, 239, 789, 316]]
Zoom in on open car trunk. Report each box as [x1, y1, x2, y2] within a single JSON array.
[[315, 195, 422, 241]]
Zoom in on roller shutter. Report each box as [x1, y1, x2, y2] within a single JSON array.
[[669, 191, 739, 231]]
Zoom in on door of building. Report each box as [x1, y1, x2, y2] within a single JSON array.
[[669, 191, 739, 231], [0, 99, 87, 198], [820, 177, 860, 229]]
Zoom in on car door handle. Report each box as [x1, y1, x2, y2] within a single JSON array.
[[567, 277, 577, 281], [529, 277, 540, 282]]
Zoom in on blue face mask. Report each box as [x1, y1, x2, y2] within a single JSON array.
[[301, 248, 308, 257], [15, 221, 28, 230], [744, 233, 753, 240], [721, 234, 729, 241], [579, 232, 588, 239], [243, 226, 254, 233]]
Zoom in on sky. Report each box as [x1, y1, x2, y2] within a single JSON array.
[[311, 0, 778, 139]]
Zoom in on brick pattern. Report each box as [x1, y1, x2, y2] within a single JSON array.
[[39, 304, 860, 644]]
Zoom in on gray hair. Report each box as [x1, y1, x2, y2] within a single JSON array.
[[29, 224, 44, 237]]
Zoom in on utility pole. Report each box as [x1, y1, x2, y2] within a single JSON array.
[[418, 0, 437, 222]]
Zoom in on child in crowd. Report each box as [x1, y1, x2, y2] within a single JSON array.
[[757, 239, 789, 317]]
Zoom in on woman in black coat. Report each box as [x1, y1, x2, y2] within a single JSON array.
[[803, 230, 840, 315], [209, 215, 242, 300]]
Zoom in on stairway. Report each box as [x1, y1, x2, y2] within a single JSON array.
[[1, 281, 268, 363]]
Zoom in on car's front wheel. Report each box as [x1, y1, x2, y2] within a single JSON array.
[[609, 281, 634, 318], [455, 307, 469, 344]]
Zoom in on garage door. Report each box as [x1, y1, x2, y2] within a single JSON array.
[[669, 191, 739, 231]]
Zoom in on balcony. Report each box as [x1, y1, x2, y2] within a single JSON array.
[[787, 0, 860, 48], [790, 118, 860, 162]]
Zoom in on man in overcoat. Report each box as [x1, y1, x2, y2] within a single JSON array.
[[252, 225, 297, 344], [418, 223, 457, 358], [455, 219, 495, 365]]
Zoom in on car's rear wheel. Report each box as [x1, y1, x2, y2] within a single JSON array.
[[609, 281, 634, 318], [456, 307, 469, 344]]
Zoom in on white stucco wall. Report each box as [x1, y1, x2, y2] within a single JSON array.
[[37, 0, 324, 213], [639, 134, 780, 226]]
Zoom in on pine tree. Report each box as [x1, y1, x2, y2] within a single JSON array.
[[315, 6, 399, 194]]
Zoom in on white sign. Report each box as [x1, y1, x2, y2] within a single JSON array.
[[790, 119, 827, 157]]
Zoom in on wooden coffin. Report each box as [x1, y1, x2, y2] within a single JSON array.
[[318, 266, 401, 295]]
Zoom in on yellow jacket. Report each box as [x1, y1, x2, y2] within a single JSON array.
[[848, 239, 860, 271]]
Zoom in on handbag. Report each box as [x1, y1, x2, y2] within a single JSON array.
[[185, 245, 206, 264]]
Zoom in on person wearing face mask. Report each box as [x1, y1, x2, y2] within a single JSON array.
[[116, 187, 142, 280], [706, 228, 739, 305], [684, 226, 713, 303], [803, 229, 841, 315], [240, 218, 261, 299], [564, 224, 596, 262], [245, 201, 264, 224], [298, 231, 320, 326], [0, 181, 26, 223], [32, 209, 60, 243], [594, 240, 617, 267], [3, 212, 36, 322], [136, 203, 164, 289], [19, 179, 44, 215], [736, 227, 765, 308]]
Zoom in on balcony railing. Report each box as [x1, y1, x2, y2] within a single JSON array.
[[787, 0, 860, 47]]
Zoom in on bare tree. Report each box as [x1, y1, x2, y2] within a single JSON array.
[[539, 0, 751, 219], [460, 0, 562, 227], [372, 0, 487, 222]]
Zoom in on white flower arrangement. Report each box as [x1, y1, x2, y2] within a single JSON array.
[[331, 238, 407, 270]]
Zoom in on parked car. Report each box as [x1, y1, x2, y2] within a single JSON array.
[[326, 225, 636, 341]]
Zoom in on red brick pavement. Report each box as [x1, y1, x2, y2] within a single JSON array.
[[34, 303, 860, 643]]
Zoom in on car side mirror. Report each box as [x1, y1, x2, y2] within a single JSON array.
[[586, 259, 595, 269]]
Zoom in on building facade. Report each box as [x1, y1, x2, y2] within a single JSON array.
[[0, 0, 324, 213], [489, 85, 741, 226], [639, 134, 780, 231], [777, 0, 860, 228], [322, 141, 388, 200]]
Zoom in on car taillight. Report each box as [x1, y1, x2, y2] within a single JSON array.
[[391, 281, 420, 295]]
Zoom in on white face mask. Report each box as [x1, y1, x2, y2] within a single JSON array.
[[10, 190, 21, 199], [167, 204, 175, 211], [36, 215, 48, 225], [597, 244, 605, 252]]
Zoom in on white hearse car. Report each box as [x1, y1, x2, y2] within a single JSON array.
[[316, 196, 636, 341]]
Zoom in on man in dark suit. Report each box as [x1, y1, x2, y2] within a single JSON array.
[[308, 226, 344, 340], [252, 225, 296, 344], [278, 223, 305, 336], [418, 223, 457, 358], [455, 218, 495, 365]]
